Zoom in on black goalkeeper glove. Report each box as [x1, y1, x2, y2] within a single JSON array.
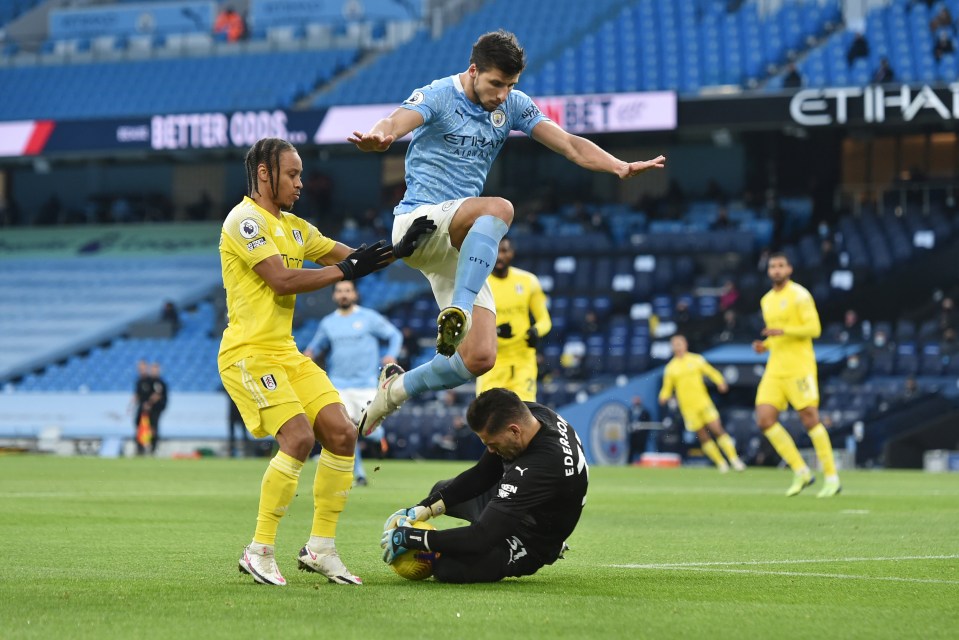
[[393, 215, 437, 259], [381, 516, 430, 564], [336, 241, 393, 281], [496, 322, 514, 339], [526, 326, 540, 348]]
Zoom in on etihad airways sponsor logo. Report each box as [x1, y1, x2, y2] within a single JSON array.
[[790, 84, 959, 126]]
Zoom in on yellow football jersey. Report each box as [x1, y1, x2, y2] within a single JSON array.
[[659, 353, 725, 412], [488, 266, 551, 355], [218, 197, 335, 369], [759, 280, 821, 378]]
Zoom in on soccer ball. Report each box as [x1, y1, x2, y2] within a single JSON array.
[[390, 521, 440, 581]]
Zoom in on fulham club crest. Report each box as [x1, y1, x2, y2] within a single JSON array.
[[292, 229, 303, 245], [260, 374, 277, 390]]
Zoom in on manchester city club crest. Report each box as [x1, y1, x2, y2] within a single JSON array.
[[490, 109, 506, 128], [588, 402, 629, 465], [260, 374, 277, 391], [240, 218, 259, 239]]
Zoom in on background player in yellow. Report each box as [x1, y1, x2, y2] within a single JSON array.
[[220, 137, 435, 586], [752, 252, 841, 498], [477, 238, 551, 401], [658, 334, 745, 473]]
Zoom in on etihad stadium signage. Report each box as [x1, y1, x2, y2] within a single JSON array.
[[679, 82, 959, 130], [789, 83, 959, 126], [5, 83, 957, 158], [0, 90, 676, 159]]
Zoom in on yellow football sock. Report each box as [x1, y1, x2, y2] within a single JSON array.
[[716, 434, 741, 463], [808, 423, 837, 477], [253, 451, 303, 546], [310, 450, 354, 538], [701, 440, 727, 468], [764, 423, 808, 473]]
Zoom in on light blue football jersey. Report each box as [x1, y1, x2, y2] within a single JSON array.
[[394, 74, 549, 215], [304, 306, 402, 389]]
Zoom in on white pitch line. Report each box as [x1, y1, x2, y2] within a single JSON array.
[[613, 554, 959, 569], [1, 491, 245, 499], [636, 566, 959, 585]]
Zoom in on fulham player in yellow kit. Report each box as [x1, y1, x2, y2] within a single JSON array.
[[659, 334, 745, 472], [220, 138, 434, 586], [476, 238, 551, 401], [753, 253, 841, 497]]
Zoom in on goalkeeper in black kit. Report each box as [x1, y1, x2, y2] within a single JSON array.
[[381, 388, 589, 583]]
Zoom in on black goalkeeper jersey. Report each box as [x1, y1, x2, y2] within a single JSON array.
[[429, 403, 589, 563]]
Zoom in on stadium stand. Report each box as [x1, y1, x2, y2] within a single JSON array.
[[768, 0, 959, 89], [0, 48, 359, 119], [316, 0, 842, 105], [0, 255, 221, 381]]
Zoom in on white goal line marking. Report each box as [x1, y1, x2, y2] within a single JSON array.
[[620, 566, 959, 586], [613, 555, 959, 585], [613, 554, 959, 569]]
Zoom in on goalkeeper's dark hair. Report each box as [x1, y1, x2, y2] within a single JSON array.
[[769, 251, 791, 265], [245, 138, 296, 199], [466, 388, 531, 436], [470, 30, 526, 76]]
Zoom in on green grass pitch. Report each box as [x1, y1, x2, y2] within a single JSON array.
[[2, 456, 957, 639]]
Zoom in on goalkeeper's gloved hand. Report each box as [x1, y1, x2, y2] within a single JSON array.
[[383, 492, 447, 530], [496, 322, 513, 339], [392, 215, 437, 259], [380, 516, 430, 564], [526, 326, 540, 348], [335, 241, 393, 281]]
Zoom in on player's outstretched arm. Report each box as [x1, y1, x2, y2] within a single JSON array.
[[531, 120, 666, 178], [348, 107, 425, 152], [253, 241, 392, 294], [253, 254, 345, 296]]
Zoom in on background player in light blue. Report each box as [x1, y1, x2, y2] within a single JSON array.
[[303, 280, 402, 485], [350, 30, 666, 435]]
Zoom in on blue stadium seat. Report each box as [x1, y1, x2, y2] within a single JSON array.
[[895, 343, 919, 375]]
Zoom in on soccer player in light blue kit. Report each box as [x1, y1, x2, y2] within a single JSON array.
[[350, 30, 666, 434], [303, 280, 402, 485]]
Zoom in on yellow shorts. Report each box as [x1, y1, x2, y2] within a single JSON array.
[[756, 373, 819, 412], [220, 351, 341, 438], [476, 350, 538, 402], [680, 403, 720, 431]]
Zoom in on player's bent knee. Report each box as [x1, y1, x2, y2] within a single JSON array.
[[490, 197, 514, 224], [462, 351, 495, 377], [281, 429, 315, 460], [319, 420, 358, 456]]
